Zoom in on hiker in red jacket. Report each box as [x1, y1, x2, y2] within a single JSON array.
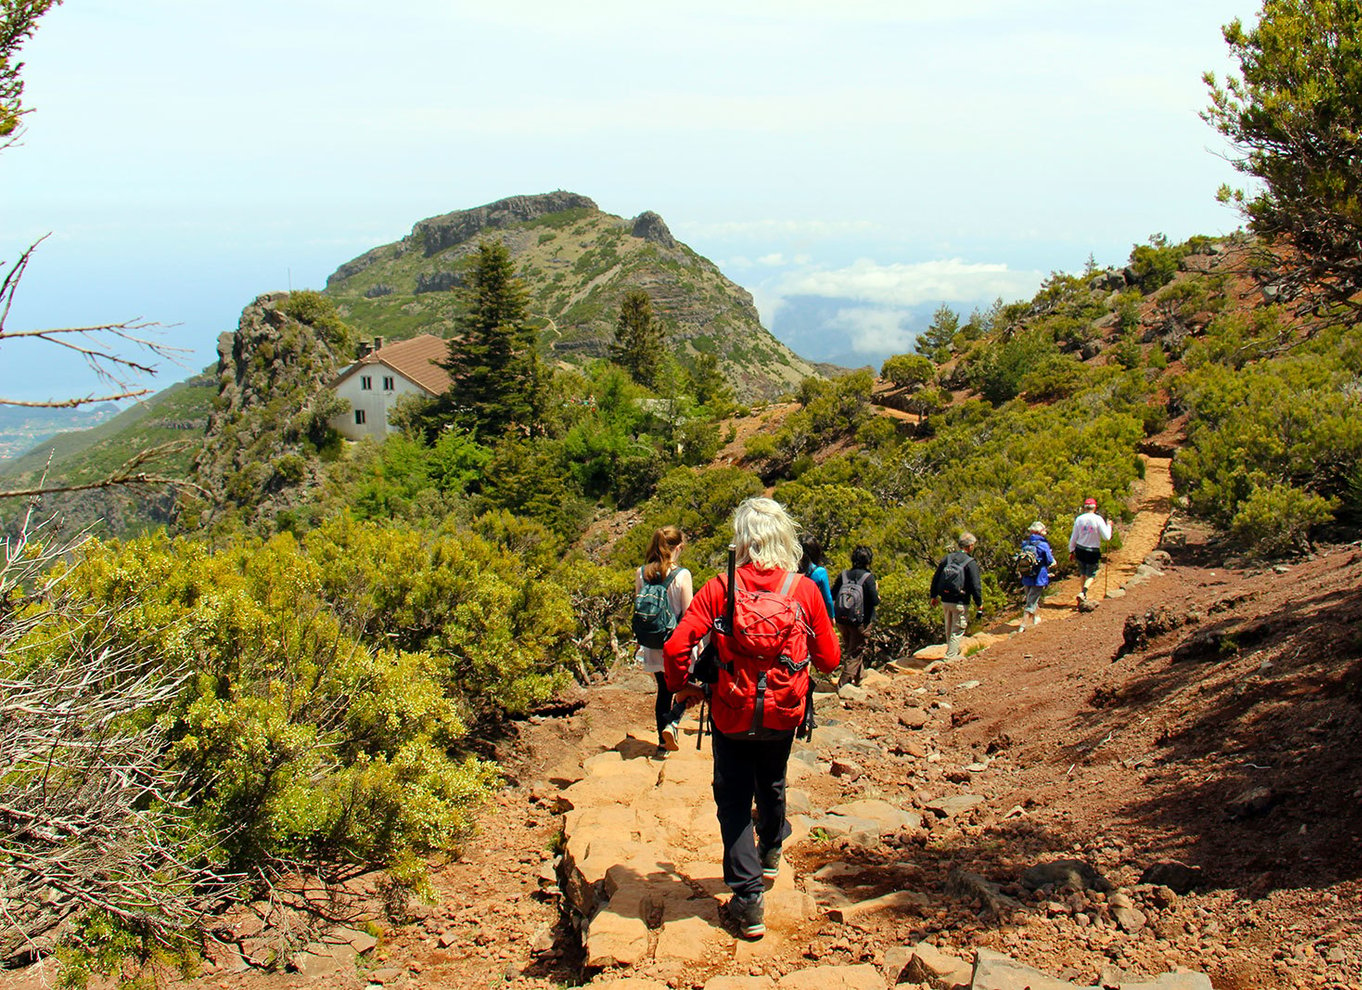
[[664, 497, 840, 939]]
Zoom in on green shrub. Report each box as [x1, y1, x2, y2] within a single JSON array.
[[1227, 484, 1337, 557], [881, 353, 934, 389], [744, 434, 778, 461], [1127, 234, 1187, 292], [1019, 355, 1087, 401], [25, 529, 513, 874], [280, 290, 356, 350]]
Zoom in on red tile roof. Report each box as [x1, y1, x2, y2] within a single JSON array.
[[332, 334, 453, 396]]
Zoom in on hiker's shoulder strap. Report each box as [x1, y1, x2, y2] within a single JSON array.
[[778, 571, 798, 596]]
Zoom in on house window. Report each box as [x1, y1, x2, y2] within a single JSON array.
[[382, 376, 395, 391], [355, 409, 366, 425], [360, 376, 372, 390]]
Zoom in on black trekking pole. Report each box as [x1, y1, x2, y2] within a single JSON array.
[[722, 543, 736, 635], [698, 545, 737, 751]]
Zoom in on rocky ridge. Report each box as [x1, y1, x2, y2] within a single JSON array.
[[322, 192, 819, 401]]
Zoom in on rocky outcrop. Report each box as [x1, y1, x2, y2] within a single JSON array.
[[414, 270, 461, 294], [415, 192, 598, 257], [631, 210, 678, 250], [186, 293, 350, 530]]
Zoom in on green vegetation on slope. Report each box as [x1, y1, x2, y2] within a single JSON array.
[[0, 374, 214, 485]]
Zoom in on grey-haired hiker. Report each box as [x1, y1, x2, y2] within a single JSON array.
[[1017, 521, 1055, 631], [929, 532, 983, 660]]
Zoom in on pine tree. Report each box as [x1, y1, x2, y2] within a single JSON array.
[[441, 241, 545, 437], [1205, 1, 1362, 323], [609, 289, 664, 389], [1, 1, 61, 140], [915, 304, 960, 361]]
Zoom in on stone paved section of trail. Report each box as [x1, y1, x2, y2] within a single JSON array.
[[551, 453, 1213, 989]]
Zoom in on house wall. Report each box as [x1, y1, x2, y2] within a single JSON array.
[[330, 368, 430, 441]]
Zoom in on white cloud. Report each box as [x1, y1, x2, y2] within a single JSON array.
[[757, 253, 788, 266], [829, 308, 917, 356], [677, 219, 880, 240], [778, 258, 1041, 308]]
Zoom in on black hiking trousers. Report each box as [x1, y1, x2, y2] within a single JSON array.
[[712, 729, 794, 897], [653, 672, 687, 738]]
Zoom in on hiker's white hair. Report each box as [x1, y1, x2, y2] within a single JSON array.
[[732, 497, 801, 572]]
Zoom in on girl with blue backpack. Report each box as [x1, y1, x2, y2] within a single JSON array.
[[633, 525, 694, 754]]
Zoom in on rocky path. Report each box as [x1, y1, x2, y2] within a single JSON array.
[[538, 453, 1250, 989], [914, 455, 1175, 660], [552, 665, 1214, 989]]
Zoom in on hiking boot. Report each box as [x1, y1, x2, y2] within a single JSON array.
[[660, 721, 681, 752], [728, 892, 765, 939], [759, 846, 782, 880], [654, 744, 668, 758]]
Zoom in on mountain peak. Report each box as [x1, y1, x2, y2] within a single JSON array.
[[414, 191, 599, 257]]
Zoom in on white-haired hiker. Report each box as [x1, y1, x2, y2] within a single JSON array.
[[1016, 521, 1055, 631], [663, 497, 840, 940]]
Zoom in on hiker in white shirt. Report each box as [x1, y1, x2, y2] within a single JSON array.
[[1068, 497, 1113, 604]]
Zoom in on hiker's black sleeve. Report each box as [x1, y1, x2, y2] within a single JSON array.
[[864, 575, 879, 625], [928, 562, 942, 599], [967, 560, 983, 608]]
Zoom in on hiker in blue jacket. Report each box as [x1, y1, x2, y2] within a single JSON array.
[[1017, 521, 1055, 631], [799, 536, 835, 619]]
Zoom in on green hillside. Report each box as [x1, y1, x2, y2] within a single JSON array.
[[323, 192, 818, 400], [0, 372, 215, 489]]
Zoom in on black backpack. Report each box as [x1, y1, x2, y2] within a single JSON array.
[[632, 568, 680, 649], [834, 570, 870, 625], [938, 553, 968, 596]]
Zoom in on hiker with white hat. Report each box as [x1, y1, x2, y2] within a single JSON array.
[[1014, 521, 1055, 630], [1068, 497, 1113, 604]]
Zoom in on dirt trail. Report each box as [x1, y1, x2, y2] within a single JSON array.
[[927, 456, 1174, 657]]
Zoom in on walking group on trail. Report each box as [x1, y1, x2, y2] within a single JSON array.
[[628, 495, 1116, 940]]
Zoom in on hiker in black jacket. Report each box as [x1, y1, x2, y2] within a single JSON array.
[[929, 532, 983, 660], [831, 545, 878, 688]]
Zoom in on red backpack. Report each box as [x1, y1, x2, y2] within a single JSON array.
[[710, 569, 813, 735]]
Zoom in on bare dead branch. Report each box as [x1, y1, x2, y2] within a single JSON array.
[[0, 389, 153, 408], [0, 508, 241, 962], [1, 238, 189, 406], [0, 441, 211, 500]]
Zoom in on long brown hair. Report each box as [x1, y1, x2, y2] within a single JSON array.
[[643, 525, 684, 583]]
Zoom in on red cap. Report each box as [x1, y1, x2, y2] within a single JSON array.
[[1083, 498, 1097, 508]]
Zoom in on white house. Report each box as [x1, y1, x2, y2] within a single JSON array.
[[329, 334, 452, 440]]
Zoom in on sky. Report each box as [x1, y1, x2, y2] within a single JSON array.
[[1, 0, 1259, 402]]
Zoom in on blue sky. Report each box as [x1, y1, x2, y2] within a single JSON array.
[[1, 0, 1257, 402]]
